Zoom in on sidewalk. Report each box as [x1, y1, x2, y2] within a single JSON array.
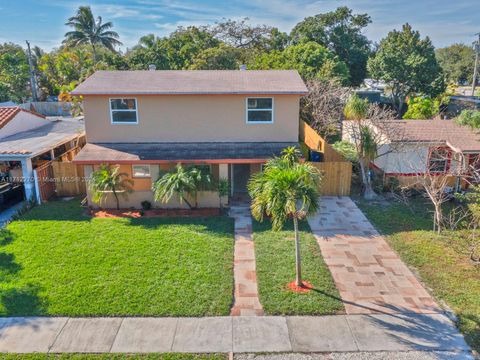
[[0, 313, 471, 355]]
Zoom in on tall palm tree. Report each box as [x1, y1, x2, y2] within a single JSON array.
[[248, 149, 322, 287], [63, 6, 122, 63], [89, 165, 134, 210]]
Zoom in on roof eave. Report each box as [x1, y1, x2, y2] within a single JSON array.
[[70, 91, 308, 96]]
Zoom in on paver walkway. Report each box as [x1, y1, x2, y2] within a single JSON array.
[[0, 314, 471, 355], [229, 204, 264, 316], [308, 196, 440, 315]]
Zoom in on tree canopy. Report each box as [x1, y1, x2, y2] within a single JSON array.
[[436, 43, 475, 85], [367, 23, 444, 115], [291, 7, 371, 86]]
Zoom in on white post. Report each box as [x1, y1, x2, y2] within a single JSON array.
[[21, 158, 36, 203], [33, 170, 41, 204]]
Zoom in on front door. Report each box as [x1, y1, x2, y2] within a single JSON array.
[[232, 164, 251, 194]]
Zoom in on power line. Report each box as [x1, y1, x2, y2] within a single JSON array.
[[472, 33, 480, 97]]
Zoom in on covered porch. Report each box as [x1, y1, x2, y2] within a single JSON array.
[[73, 142, 298, 209]]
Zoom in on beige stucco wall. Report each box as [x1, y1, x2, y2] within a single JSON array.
[[84, 164, 225, 209], [83, 94, 300, 143]]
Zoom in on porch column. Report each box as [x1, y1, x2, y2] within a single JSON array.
[[218, 163, 229, 206], [21, 158, 35, 202]]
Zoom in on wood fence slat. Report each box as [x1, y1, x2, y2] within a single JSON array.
[[52, 161, 86, 197], [309, 161, 352, 196]]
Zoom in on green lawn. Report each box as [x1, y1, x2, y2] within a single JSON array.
[[356, 197, 480, 353], [0, 199, 234, 317], [0, 354, 225, 360], [253, 219, 344, 315]]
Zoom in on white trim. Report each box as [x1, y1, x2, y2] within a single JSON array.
[[33, 169, 41, 205], [245, 97, 274, 124], [109, 98, 139, 125], [132, 164, 151, 178]]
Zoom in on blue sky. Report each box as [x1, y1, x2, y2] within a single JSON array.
[[0, 0, 478, 51]]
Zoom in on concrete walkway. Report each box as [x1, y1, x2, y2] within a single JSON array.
[[229, 204, 264, 316], [308, 197, 440, 315], [0, 314, 471, 355]]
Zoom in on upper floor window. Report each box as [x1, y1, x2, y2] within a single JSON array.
[[246, 98, 273, 123], [110, 98, 138, 124]]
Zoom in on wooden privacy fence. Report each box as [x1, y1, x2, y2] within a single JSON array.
[[299, 120, 345, 162], [34, 162, 56, 202], [51, 161, 86, 197], [309, 162, 352, 196]]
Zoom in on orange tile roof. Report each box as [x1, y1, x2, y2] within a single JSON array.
[[0, 106, 45, 130]]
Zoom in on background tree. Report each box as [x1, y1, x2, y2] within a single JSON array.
[[455, 109, 480, 129], [403, 96, 441, 119], [0, 43, 30, 102], [436, 44, 475, 85], [291, 7, 371, 86], [89, 165, 134, 210], [153, 164, 212, 209], [300, 79, 350, 139], [343, 94, 399, 199], [367, 24, 444, 115], [249, 41, 349, 82], [189, 44, 241, 70], [63, 6, 122, 63], [248, 148, 321, 287]]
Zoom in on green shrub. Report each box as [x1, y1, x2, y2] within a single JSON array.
[[455, 110, 480, 129], [403, 96, 440, 119], [332, 140, 358, 162]]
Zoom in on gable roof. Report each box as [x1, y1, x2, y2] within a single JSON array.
[[386, 119, 480, 152], [0, 106, 45, 130], [70, 70, 308, 96]]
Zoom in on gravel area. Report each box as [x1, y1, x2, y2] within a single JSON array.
[[235, 351, 475, 360]]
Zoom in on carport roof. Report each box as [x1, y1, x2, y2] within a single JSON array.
[[0, 119, 85, 157]]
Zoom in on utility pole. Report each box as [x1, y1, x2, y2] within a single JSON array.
[[472, 33, 480, 97], [25, 40, 38, 102]]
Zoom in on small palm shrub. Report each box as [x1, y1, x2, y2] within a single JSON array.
[[89, 165, 134, 210]]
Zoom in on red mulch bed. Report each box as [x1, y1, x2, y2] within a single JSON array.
[[287, 280, 314, 293], [90, 208, 221, 218]]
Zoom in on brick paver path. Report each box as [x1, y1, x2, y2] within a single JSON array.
[[308, 196, 441, 315], [229, 204, 264, 316]]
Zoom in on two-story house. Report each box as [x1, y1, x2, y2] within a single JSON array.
[[72, 70, 307, 209]]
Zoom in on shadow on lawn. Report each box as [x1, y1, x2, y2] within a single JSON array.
[[0, 229, 47, 316]]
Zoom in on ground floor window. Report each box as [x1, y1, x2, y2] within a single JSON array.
[[132, 164, 151, 178]]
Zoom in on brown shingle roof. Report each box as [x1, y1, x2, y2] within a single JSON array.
[[0, 106, 45, 130], [387, 119, 480, 152], [71, 70, 308, 95]]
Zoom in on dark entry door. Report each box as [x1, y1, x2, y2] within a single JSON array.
[[233, 164, 251, 193]]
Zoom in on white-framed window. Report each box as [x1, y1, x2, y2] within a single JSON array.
[[191, 164, 212, 175], [246, 97, 274, 123], [110, 98, 138, 124], [132, 164, 151, 178]]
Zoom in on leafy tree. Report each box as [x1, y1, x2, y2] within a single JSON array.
[[189, 44, 241, 70], [163, 26, 220, 69], [63, 6, 122, 63], [291, 7, 371, 86], [89, 165, 134, 210], [209, 18, 286, 51], [248, 147, 321, 287], [126, 34, 169, 70], [332, 141, 358, 162], [436, 44, 475, 85], [455, 110, 480, 129], [367, 24, 444, 115], [250, 42, 349, 83], [403, 96, 441, 119], [0, 43, 30, 103], [153, 164, 212, 209]]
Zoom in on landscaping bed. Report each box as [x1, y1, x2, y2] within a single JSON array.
[[90, 208, 221, 218], [356, 197, 480, 353], [0, 354, 226, 360], [253, 219, 344, 315], [0, 199, 234, 317]]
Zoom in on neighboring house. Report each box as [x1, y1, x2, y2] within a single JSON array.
[[343, 119, 480, 190], [71, 70, 307, 209], [0, 107, 85, 206]]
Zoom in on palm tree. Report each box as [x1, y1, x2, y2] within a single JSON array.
[[343, 94, 378, 199], [89, 165, 134, 210], [63, 6, 122, 63], [248, 148, 322, 287], [152, 164, 211, 209]]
